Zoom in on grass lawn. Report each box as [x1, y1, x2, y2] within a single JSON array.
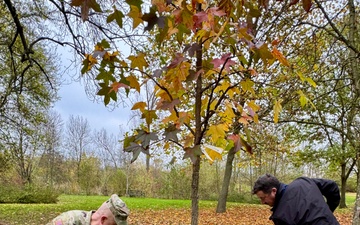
[[0, 194, 355, 225]]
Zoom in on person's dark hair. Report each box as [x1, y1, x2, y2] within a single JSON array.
[[252, 173, 280, 194]]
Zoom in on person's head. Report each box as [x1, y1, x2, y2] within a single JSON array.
[[252, 174, 280, 207], [92, 194, 130, 225]]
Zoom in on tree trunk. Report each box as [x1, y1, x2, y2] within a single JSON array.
[[191, 156, 201, 225], [146, 150, 150, 172], [340, 163, 347, 208], [216, 147, 235, 213], [353, 150, 360, 224], [348, 0, 360, 223]]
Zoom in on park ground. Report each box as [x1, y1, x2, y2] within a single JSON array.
[[0, 194, 355, 224]]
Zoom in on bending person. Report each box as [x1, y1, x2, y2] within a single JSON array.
[[252, 173, 340, 225]]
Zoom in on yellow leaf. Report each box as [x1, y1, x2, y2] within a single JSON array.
[[207, 124, 229, 143], [297, 71, 305, 82], [297, 90, 308, 107], [305, 77, 317, 88], [127, 5, 143, 29], [240, 78, 255, 94], [219, 102, 235, 124], [202, 144, 223, 164], [131, 101, 147, 112], [272, 47, 290, 67], [273, 99, 283, 123], [253, 114, 259, 123], [126, 75, 141, 92], [247, 100, 260, 112], [128, 52, 148, 70]]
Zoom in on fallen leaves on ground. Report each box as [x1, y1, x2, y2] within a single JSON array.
[[128, 205, 352, 225]]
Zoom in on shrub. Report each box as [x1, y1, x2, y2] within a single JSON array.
[[226, 192, 260, 204], [0, 184, 60, 204]]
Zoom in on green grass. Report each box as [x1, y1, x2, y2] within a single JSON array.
[[345, 192, 356, 206], [0, 195, 227, 224], [0, 194, 356, 224]]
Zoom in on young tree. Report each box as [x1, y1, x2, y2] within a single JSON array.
[[64, 115, 92, 181], [39, 110, 64, 188], [78, 1, 303, 224]]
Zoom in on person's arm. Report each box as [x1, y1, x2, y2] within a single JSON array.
[[312, 178, 340, 212]]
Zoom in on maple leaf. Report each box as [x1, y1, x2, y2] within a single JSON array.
[[81, 54, 97, 74], [302, 0, 312, 12], [179, 2, 194, 30], [273, 99, 283, 123], [211, 53, 235, 72], [131, 101, 147, 112], [183, 43, 201, 57], [123, 142, 143, 163], [297, 90, 308, 107], [247, 100, 260, 113], [202, 144, 223, 164], [127, 5, 143, 29], [183, 145, 202, 164], [128, 53, 148, 70], [71, 0, 102, 21], [207, 124, 229, 143], [218, 0, 234, 16], [123, 135, 136, 149], [141, 110, 158, 125], [240, 78, 255, 94], [167, 53, 187, 69], [135, 130, 158, 148], [193, 11, 208, 29], [126, 75, 140, 92], [227, 134, 252, 154], [272, 47, 290, 67], [239, 111, 253, 126], [156, 98, 181, 111], [142, 6, 159, 31], [96, 82, 114, 105], [109, 81, 129, 93], [107, 7, 124, 28], [164, 124, 180, 142], [126, 0, 143, 10]]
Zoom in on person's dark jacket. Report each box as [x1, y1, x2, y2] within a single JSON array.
[[270, 177, 340, 225]]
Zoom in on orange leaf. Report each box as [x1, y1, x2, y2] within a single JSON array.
[[109, 81, 129, 93], [272, 47, 290, 67]]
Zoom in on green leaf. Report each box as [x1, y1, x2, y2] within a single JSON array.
[[123, 135, 136, 148], [107, 8, 124, 28], [81, 58, 89, 74], [95, 69, 115, 83], [125, 0, 143, 10], [99, 39, 110, 49], [141, 110, 158, 125]]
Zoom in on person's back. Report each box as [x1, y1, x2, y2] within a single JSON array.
[[48, 210, 93, 225], [271, 177, 340, 225]]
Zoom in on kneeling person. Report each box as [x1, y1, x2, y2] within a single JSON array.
[[47, 194, 129, 225]]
